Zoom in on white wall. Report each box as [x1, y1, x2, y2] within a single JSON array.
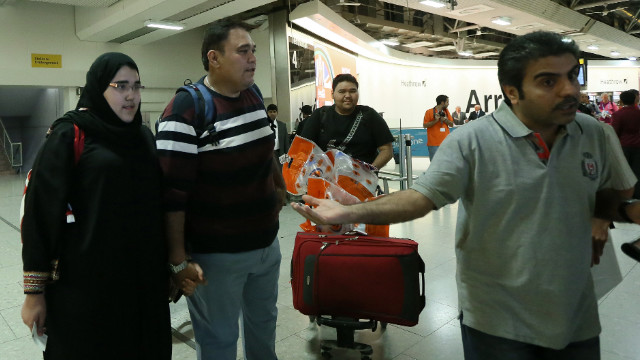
[[584, 61, 640, 93], [355, 57, 640, 129], [0, 2, 204, 89], [357, 57, 502, 129]]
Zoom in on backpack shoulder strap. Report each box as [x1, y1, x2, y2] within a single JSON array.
[[176, 83, 216, 132]]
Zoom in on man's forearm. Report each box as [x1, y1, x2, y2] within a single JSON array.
[[346, 189, 434, 225], [423, 119, 438, 128], [372, 144, 393, 169]]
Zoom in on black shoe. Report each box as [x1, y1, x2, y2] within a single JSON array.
[[621, 239, 640, 262]]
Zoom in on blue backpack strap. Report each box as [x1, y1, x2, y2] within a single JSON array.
[[191, 83, 214, 125], [176, 81, 219, 144], [176, 83, 214, 124]]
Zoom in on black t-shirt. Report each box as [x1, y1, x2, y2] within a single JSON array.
[[299, 105, 394, 165]]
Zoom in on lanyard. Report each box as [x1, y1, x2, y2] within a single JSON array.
[[528, 133, 550, 164]]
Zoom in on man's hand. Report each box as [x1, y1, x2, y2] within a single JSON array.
[[291, 195, 351, 225], [172, 262, 206, 296], [591, 218, 610, 266], [22, 294, 46, 336]]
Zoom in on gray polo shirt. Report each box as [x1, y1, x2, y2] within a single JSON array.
[[412, 102, 613, 349]]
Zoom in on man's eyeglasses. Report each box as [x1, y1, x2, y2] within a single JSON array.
[[108, 82, 145, 93]]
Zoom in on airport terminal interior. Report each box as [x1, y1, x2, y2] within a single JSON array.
[[2, 0, 640, 359], [2, 161, 640, 359]]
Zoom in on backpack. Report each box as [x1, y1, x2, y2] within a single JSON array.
[[156, 77, 272, 144], [20, 123, 85, 230]]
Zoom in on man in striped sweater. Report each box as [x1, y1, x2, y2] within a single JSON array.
[[156, 20, 285, 360]]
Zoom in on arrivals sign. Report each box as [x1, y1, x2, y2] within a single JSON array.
[[31, 54, 62, 68]]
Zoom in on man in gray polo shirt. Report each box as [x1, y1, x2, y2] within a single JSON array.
[[291, 31, 623, 359]]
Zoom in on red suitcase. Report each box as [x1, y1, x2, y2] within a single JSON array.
[[291, 232, 425, 326]]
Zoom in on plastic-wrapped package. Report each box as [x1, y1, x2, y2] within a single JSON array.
[[282, 136, 334, 195], [328, 149, 378, 201], [283, 136, 388, 236]]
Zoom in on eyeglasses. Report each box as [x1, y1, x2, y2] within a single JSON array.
[[108, 82, 145, 93]]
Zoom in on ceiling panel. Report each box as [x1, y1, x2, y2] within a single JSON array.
[[27, 0, 118, 7]]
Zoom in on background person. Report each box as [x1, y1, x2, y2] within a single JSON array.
[[299, 73, 394, 170], [598, 93, 618, 123], [452, 105, 467, 125], [612, 90, 640, 198], [422, 94, 453, 161], [267, 103, 290, 172], [467, 104, 486, 121], [578, 92, 600, 118], [155, 20, 284, 360], [21, 52, 171, 360], [294, 104, 313, 136]]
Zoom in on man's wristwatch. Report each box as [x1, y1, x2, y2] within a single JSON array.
[[168, 260, 188, 274]]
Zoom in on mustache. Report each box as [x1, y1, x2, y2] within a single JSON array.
[[554, 97, 578, 110]]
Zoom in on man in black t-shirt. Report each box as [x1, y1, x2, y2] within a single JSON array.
[[299, 74, 394, 169]]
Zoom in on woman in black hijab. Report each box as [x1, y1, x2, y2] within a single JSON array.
[[21, 52, 171, 359]]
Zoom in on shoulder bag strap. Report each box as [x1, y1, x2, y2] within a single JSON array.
[[331, 110, 363, 152]]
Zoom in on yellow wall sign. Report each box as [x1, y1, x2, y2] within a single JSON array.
[[31, 54, 62, 68]]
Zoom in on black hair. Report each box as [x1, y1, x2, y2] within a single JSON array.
[[332, 73, 358, 91], [620, 90, 635, 106], [436, 95, 448, 105], [267, 104, 278, 112], [201, 19, 252, 71], [301, 105, 313, 115], [498, 31, 580, 106]]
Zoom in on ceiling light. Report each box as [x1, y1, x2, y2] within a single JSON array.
[[474, 51, 500, 57], [491, 16, 512, 26], [381, 39, 400, 46], [420, 0, 446, 8], [587, 44, 599, 50], [610, 50, 620, 56], [429, 45, 457, 51], [144, 20, 184, 31], [458, 51, 473, 56], [629, 57, 637, 61], [404, 41, 435, 48]]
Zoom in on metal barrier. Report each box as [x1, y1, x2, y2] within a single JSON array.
[[378, 134, 417, 193], [0, 118, 23, 168]]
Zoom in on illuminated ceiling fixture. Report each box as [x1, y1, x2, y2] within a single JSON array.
[[491, 16, 512, 26], [420, 0, 447, 8], [629, 57, 637, 61], [610, 50, 620, 56], [381, 39, 400, 46], [144, 20, 184, 31], [336, 0, 361, 6], [458, 51, 473, 56], [587, 44, 599, 50]]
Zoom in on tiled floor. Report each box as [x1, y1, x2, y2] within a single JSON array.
[[1, 159, 640, 360]]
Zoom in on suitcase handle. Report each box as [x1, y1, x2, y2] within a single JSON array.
[[418, 255, 426, 312]]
